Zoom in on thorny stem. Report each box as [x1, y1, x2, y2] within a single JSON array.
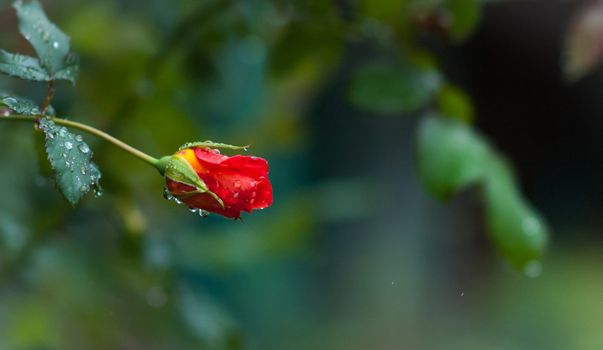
[[0, 114, 160, 168], [40, 80, 54, 115]]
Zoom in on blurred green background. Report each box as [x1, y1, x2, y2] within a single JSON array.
[[1, 0, 603, 349]]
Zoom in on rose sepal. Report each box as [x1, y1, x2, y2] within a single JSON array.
[[157, 155, 224, 208], [178, 140, 249, 152]]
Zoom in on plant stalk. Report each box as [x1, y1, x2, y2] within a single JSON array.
[[0, 114, 159, 167]]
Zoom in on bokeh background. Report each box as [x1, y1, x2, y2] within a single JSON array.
[[1, 0, 603, 349]]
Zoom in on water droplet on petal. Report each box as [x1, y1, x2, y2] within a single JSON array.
[[234, 180, 241, 188], [52, 41, 59, 49], [75, 135, 83, 142], [64, 141, 73, 150], [80, 184, 90, 192]]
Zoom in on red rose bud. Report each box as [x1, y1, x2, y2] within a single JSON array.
[[161, 146, 272, 219]]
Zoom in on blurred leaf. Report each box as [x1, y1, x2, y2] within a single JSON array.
[[39, 118, 101, 205], [484, 158, 549, 271], [416, 115, 489, 199], [563, 1, 603, 81], [177, 284, 242, 349], [416, 115, 549, 268], [349, 61, 441, 114], [14, 0, 69, 72], [437, 84, 474, 122], [0, 49, 50, 81], [445, 0, 480, 41]]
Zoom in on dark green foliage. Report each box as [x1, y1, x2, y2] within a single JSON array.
[[349, 61, 441, 114], [437, 84, 474, 122], [445, 0, 481, 41], [38, 118, 101, 205]]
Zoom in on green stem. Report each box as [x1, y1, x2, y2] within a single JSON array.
[[0, 115, 159, 167]]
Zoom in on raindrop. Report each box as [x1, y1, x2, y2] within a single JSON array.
[[78, 143, 90, 154], [234, 180, 241, 188], [233, 192, 239, 199], [199, 210, 209, 217], [80, 166, 86, 175], [64, 141, 73, 150], [3, 97, 17, 105], [163, 187, 173, 200], [80, 184, 90, 192], [52, 41, 59, 49], [75, 135, 83, 142], [58, 127, 67, 137]]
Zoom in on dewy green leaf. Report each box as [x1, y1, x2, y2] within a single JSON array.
[[483, 158, 549, 271], [52, 53, 79, 85], [416, 115, 490, 199], [0, 49, 50, 81], [0, 94, 54, 116], [349, 61, 441, 114], [0, 94, 41, 115], [38, 118, 101, 205], [13, 0, 76, 82]]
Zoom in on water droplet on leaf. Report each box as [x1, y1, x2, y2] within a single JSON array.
[[78, 143, 90, 154]]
